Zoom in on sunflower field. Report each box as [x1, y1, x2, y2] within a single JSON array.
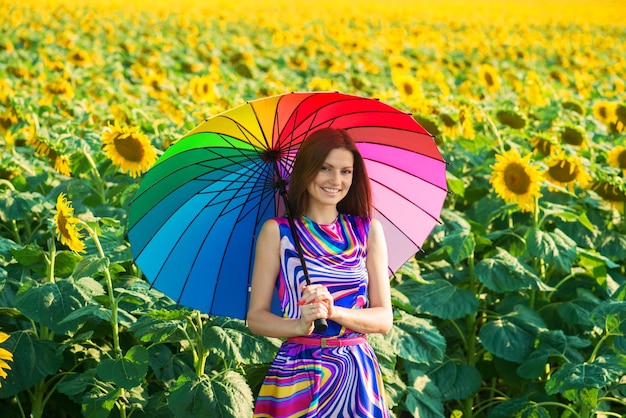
[[1, 0, 626, 416]]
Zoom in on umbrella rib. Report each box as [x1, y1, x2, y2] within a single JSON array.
[[207, 165, 278, 316], [362, 156, 448, 194]]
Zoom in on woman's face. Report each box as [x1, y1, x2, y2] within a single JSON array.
[[306, 147, 354, 209]]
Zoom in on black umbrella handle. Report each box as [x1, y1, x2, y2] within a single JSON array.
[[276, 178, 328, 333]]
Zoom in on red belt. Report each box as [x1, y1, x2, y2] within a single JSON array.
[[287, 336, 366, 348]]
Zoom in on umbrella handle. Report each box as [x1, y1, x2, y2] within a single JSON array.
[[276, 177, 329, 334], [314, 318, 328, 333]]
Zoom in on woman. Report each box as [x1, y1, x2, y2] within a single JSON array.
[[247, 127, 393, 417]]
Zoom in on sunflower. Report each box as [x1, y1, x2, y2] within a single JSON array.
[[611, 104, 626, 133], [590, 179, 626, 212], [490, 148, 544, 213], [562, 100, 585, 115], [439, 113, 458, 138], [189, 75, 217, 103], [0, 112, 17, 133], [394, 74, 424, 109], [477, 63, 501, 94], [388, 55, 412, 75], [496, 109, 526, 129], [307, 77, 337, 92], [608, 145, 626, 173], [43, 79, 74, 101], [66, 48, 91, 67], [54, 193, 85, 253], [592, 101, 616, 125], [0, 331, 12, 388], [101, 121, 158, 178], [25, 131, 72, 176], [559, 125, 587, 148], [529, 133, 556, 156], [414, 115, 441, 137], [544, 150, 591, 190]]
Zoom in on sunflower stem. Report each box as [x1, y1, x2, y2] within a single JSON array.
[[47, 238, 56, 284], [82, 149, 107, 205], [79, 221, 127, 418]]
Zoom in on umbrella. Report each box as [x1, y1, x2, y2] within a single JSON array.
[[127, 91, 448, 320]]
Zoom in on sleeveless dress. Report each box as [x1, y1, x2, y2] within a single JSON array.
[[253, 214, 390, 418]]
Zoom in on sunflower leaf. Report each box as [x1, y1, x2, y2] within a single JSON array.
[[168, 371, 254, 418], [526, 228, 577, 272], [479, 305, 547, 362], [202, 317, 281, 364], [475, 248, 553, 292], [386, 311, 446, 364], [395, 278, 478, 319]]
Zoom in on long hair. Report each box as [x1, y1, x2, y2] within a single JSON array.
[[288, 128, 372, 218]]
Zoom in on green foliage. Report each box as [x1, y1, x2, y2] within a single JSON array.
[[1, 2, 625, 418]]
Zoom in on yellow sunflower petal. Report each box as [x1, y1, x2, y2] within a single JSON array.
[[490, 148, 544, 212]]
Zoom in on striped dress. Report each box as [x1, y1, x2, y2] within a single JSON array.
[[253, 214, 390, 418]]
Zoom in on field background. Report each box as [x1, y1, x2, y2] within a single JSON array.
[[1, 0, 625, 417]]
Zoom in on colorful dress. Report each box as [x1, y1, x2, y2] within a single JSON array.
[[253, 214, 390, 418]]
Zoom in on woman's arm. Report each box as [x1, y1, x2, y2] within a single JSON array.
[[300, 218, 393, 335], [246, 219, 319, 338]]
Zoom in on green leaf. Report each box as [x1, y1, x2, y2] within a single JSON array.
[[81, 387, 120, 418], [479, 306, 547, 362], [545, 356, 625, 396], [203, 317, 281, 364], [168, 371, 254, 418], [54, 250, 82, 277], [56, 369, 98, 400], [517, 330, 588, 379], [14, 279, 99, 335], [96, 346, 149, 390], [0, 331, 63, 398], [489, 398, 550, 418], [577, 249, 621, 294], [526, 228, 577, 272], [402, 376, 445, 418], [367, 333, 397, 380], [441, 230, 475, 264], [0, 190, 47, 221], [128, 315, 185, 344], [475, 248, 552, 292], [394, 279, 478, 319], [590, 300, 626, 334], [0, 236, 20, 261], [73, 255, 110, 279], [147, 344, 177, 382], [386, 311, 446, 364], [427, 360, 482, 401], [11, 243, 45, 266]]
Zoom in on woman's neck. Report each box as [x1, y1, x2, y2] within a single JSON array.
[[303, 206, 339, 225]]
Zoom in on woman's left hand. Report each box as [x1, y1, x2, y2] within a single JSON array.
[[299, 284, 334, 320]]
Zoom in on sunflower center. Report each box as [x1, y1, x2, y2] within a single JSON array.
[[618, 150, 626, 169], [504, 162, 531, 194], [114, 133, 145, 162], [57, 212, 70, 238], [403, 82, 414, 96], [484, 72, 494, 87], [560, 127, 584, 146], [548, 161, 577, 183], [592, 182, 626, 202]]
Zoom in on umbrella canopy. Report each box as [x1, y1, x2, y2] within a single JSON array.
[[128, 91, 448, 319]]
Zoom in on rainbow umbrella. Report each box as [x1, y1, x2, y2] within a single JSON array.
[[128, 91, 448, 319]]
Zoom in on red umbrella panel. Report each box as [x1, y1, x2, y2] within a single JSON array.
[[128, 91, 448, 318]]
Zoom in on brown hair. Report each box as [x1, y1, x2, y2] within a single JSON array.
[[288, 128, 372, 218]]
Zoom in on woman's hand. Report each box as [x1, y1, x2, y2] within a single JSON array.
[[298, 284, 334, 334]]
